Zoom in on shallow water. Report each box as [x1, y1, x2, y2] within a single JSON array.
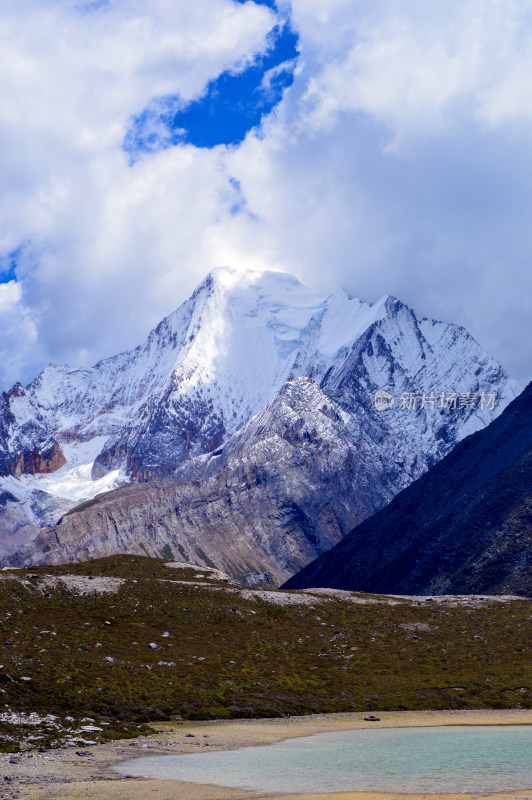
[[115, 725, 532, 793]]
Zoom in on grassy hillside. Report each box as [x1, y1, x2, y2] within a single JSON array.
[[0, 555, 530, 752]]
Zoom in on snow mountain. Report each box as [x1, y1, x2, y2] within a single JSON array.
[[0, 267, 522, 573]]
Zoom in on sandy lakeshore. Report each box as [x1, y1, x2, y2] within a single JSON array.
[[2, 709, 531, 800]]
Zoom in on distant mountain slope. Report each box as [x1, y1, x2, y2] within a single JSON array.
[[4, 379, 405, 582], [0, 267, 521, 564], [284, 383, 532, 597]]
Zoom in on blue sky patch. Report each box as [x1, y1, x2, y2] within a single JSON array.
[[0, 250, 19, 284], [124, 19, 298, 158], [234, 0, 277, 8]]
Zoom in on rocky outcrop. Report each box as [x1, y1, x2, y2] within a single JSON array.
[[10, 442, 66, 478], [284, 383, 532, 597], [0, 385, 66, 478], [0, 490, 47, 560]]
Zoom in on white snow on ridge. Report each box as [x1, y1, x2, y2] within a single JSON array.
[[129, 267, 390, 435], [13, 268, 395, 449], [318, 289, 389, 358]]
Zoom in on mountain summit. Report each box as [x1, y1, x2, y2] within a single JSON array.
[[0, 267, 521, 570]]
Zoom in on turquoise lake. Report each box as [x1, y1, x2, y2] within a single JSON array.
[[115, 725, 532, 793]]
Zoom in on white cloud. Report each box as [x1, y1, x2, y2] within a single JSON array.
[[291, 0, 532, 145], [0, 0, 275, 255], [0, 0, 531, 391], [0, 282, 40, 389], [0, 0, 275, 381], [223, 0, 532, 382]]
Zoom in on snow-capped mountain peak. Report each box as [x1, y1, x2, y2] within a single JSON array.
[[0, 267, 522, 562]]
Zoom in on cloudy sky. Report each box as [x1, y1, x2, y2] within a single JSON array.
[[0, 0, 531, 391]]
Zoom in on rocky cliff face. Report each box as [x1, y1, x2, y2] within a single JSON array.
[[0, 267, 522, 567], [6, 379, 395, 582], [284, 382, 532, 597]]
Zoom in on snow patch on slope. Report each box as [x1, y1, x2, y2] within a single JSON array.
[[318, 290, 389, 358]]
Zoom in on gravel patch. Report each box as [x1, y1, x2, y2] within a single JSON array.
[[0, 574, 125, 595]]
